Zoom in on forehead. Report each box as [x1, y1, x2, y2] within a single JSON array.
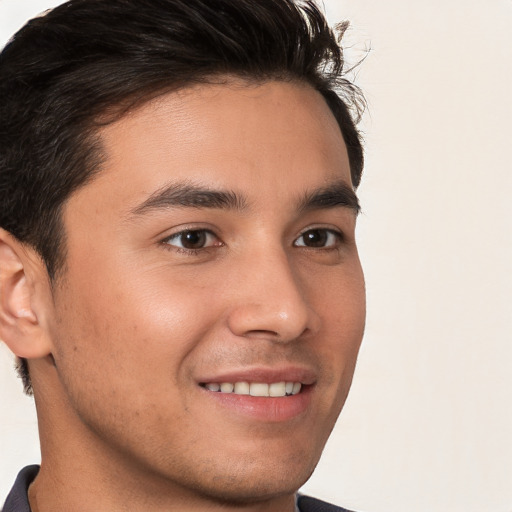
[[74, 80, 352, 215]]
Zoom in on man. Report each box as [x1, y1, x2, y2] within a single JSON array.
[[0, 0, 366, 511]]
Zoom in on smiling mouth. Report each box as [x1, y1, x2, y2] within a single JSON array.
[[200, 381, 303, 397]]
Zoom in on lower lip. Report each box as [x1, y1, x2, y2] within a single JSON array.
[[200, 385, 314, 422]]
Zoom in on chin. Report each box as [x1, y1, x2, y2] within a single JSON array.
[[173, 451, 319, 506], [190, 472, 312, 506]]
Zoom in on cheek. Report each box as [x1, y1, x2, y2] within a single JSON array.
[[315, 263, 366, 391], [314, 259, 366, 340], [48, 273, 212, 444], [51, 261, 221, 387]]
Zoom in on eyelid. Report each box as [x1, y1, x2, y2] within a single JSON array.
[[293, 227, 344, 248], [161, 227, 223, 250]]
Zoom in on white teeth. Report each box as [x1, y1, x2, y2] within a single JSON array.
[[220, 382, 234, 393], [234, 382, 250, 395], [203, 381, 303, 397], [269, 382, 286, 397], [250, 383, 269, 397]]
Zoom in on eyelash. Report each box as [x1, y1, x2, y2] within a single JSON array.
[[160, 227, 344, 255], [293, 228, 344, 249], [161, 229, 221, 255]]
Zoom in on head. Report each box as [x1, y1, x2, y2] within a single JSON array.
[[0, 0, 365, 507], [0, 0, 364, 396]]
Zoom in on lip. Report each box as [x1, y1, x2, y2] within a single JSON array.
[[200, 385, 314, 422], [196, 366, 317, 423], [196, 365, 317, 386]]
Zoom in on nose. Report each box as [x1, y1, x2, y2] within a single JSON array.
[[226, 249, 320, 342]]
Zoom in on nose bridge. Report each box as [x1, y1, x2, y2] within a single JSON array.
[[227, 244, 318, 341]]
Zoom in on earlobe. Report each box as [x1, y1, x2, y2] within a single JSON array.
[[0, 229, 53, 359]]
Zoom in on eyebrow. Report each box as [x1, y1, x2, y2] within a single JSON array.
[[128, 179, 360, 218], [129, 181, 247, 216], [298, 181, 361, 214]]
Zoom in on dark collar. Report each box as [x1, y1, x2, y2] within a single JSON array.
[[2, 465, 39, 512], [298, 494, 355, 512]]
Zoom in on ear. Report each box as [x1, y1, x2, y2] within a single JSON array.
[[0, 228, 53, 359]]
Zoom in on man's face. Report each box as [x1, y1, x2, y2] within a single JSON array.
[[45, 80, 365, 502]]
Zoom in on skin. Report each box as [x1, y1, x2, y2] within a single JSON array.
[[0, 80, 365, 511]]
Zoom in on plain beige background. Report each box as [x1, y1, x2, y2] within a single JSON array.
[[1, 1, 512, 511]]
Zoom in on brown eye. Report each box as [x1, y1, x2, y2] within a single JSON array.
[[164, 229, 219, 250], [180, 230, 207, 248], [294, 229, 340, 248]]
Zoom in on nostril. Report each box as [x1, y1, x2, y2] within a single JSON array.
[[246, 329, 279, 338]]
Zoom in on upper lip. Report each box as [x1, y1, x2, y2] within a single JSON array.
[[197, 366, 317, 386]]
